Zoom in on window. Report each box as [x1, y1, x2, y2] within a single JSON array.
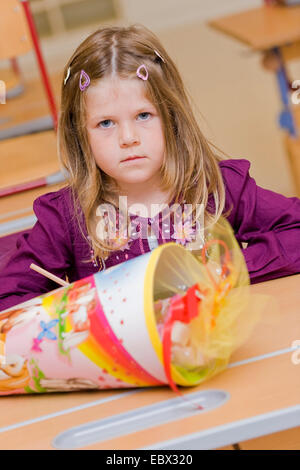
[[29, 0, 119, 37]]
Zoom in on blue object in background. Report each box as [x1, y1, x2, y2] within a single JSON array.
[[273, 47, 298, 137], [279, 110, 297, 135]]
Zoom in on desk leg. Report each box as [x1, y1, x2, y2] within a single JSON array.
[[215, 443, 240, 450], [273, 48, 297, 137]]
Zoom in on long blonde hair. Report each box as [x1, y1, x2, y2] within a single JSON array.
[[58, 24, 226, 261]]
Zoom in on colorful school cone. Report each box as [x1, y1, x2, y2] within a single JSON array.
[[0, 218, 260, 395]]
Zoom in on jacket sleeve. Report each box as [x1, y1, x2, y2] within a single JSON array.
[[0, 189, 74, 312], [220, 159, 300, 284]]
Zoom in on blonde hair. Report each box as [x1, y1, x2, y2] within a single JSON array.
[[58, 24, 226, 261]]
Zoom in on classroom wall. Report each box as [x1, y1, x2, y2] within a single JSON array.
[[16, 0, 300, 196], [117, 0, 261, 30]]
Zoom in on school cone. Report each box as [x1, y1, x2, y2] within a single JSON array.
[[0, 218, 262, 396]]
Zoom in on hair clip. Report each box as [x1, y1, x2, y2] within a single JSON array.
[[136, 64, 148, 81], [79, 69, 90, 91], [64, 66, 71, 86], [154, 49, 165, 63]]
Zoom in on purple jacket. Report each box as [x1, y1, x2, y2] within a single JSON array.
[[1, 159, 300, 311]]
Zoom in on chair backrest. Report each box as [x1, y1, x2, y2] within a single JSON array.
[[0, 0, 32, 60]]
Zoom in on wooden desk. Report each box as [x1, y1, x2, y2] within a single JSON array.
[[209, 5, 300, 196], [0, 131, 59, 190], [0, 183, 65, 222], [209, 5, 300, 51], [0, 182, 65, 238], [0, 130, 64, 234], [0, 274, 299, 450]]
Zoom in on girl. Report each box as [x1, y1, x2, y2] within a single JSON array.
[[0, 24, 300, 312]]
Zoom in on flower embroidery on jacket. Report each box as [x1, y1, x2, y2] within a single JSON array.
[[109, 234, 132, 251], [171, 218, 195, 246], [99, 211, 132, 252]]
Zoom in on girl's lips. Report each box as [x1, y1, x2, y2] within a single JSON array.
[[121, 156, 146, 162]]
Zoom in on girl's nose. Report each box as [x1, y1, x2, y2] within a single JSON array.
[[119, 122, 140, 147]]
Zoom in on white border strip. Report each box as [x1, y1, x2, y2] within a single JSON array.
[[52, 390, 230, 450], [229, 346, 298, 368], [141, 405, 300, 450], [0, 390, 141, 434]]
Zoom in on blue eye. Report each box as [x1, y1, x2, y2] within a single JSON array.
[[138, 112, 151, 120], [99, 119, 113, 128]]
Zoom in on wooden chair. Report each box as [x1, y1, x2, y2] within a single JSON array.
[[0, 0, 32, 60], [0, 0, 58, 130], [0, 1, 63, 198]]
